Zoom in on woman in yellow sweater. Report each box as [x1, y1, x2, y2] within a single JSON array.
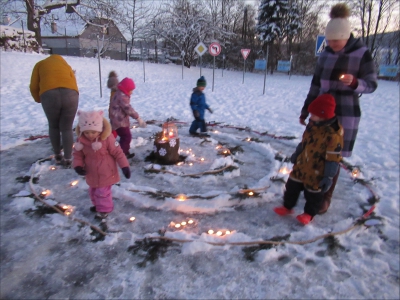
[[30, 54, 79, 167]]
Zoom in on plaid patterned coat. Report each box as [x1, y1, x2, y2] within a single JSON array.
[[301, 35, 377, 157]]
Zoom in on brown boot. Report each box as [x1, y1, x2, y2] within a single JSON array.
[[318, 168, 340, 214]]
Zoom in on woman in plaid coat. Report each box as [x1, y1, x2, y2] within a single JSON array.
[[299, 3, 378, 213]]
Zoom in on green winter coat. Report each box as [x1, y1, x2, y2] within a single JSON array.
[[290, 118, 344, 191]]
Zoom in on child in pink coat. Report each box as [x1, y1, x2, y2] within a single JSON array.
[[109, 77, 146, 158], [73, 110, 131, 219]]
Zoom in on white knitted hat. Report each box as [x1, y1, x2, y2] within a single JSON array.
[[325, 3, 351, 40]]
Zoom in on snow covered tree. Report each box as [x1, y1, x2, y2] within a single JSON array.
[[152, 0, 209, 68], [283, 1, 302, 56], [255, 0, 289, 43]]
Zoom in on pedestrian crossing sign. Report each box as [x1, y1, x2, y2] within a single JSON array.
[[315, 35, 326, 56]]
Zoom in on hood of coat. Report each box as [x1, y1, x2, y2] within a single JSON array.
[[76, 117, 112, 141]]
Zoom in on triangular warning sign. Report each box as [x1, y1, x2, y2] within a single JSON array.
[[241, 49, 251, 60]]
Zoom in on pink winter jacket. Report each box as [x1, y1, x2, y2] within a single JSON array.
[[109, 90, 139, 130], [73, 121, 129, 188]]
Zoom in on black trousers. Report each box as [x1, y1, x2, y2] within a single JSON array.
[[283, 178, 324, 217]]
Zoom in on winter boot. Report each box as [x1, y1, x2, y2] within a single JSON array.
[[62, 158, 72, 168], [273, 206, 294, 216], [318, 168, 340, 214], [95, 212, 108, 220], [89, 206, 97, 212], [54, 154, 63, 165], [125, 152, 135, 159], [296, 213, 313, 225]]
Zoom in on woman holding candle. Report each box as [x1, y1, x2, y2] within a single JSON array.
[[299, 3, 377, 214]]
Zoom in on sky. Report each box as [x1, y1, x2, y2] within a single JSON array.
[[0, 51, 399, 299]]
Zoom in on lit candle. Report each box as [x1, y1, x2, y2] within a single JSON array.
[[70, 180, 78, 186], [248, 191, 254, 196], [188, 219, 194, 224], [175, 224, 181, 228], [129, 217, 136, 222], [189, 163, 193, 166], [216, 231, 222, 236], [208, 229, 214, 234], [62, 205, 68, 210], [177, 162, 183, 166], [340, 74, 345, 79], [50, 166, 56, 170], [176, 194, 187, 201], [352, 168, 359, 177], [225, 231, 231, 235], [40, 191, 48, 196], [200, 158, 205, 161], [247, 138, 251, 141], [280, 167, 290, 174], [181, 221, 187, 226]]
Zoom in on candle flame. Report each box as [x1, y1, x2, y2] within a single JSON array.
[[200, 158, 205, 161], [129, 217, 136, 222], [176, 194, 187, 201], [208, 229, 214, 235], [216, 231, 222, 236], [175, 224, 181, 228], [225, 231, 231, 235], [189, 163, 193, 166], [280, 167, 290, 174], [62, 205, 68, 210], [181, 221, 187, 226], [50, 166, 56, 170], [70, 180, 78, 186], [248, 191, 254, 196], [188, 219, 194, 224]]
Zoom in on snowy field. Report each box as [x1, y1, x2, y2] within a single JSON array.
[[0, 51, 399, 299]]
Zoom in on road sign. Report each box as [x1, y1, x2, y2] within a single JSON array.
[[195, 42, 207, 56], [254, 59, 266, 70], [209, 42, 221, 56], [315, 35, 326, 56], [277, 60, 291, 72], [241, 49, 251, 60]]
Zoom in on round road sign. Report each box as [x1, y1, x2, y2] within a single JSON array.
[[209, 42, 221, 56]]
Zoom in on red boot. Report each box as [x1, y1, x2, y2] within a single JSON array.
[[296, 213, 313, 225], [273, 206, 294, 216]]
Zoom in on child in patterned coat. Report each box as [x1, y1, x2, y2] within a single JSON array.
[[274, 94, 344, 225]]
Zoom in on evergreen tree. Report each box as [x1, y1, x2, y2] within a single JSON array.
[[255, 0, 289, 43]]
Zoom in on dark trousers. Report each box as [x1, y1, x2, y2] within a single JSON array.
[[189, 119, 207, 133], [283, 178, 324, 217], [41, 88, 79, 159], [116, 127, 132, 154]]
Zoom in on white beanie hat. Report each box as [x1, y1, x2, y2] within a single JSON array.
[[325, 3, 351, 40], [78, 110, 104, 132]]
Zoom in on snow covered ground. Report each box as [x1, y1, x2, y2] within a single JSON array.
[[0, 51, 399, 299]]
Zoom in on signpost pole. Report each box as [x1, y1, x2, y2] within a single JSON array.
[[212, 56, 215, 92], [242, 59, 245, 84], [263, 44, 269, 95]]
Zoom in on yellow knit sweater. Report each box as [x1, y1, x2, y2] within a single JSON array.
[[30, 55, 79, 103]]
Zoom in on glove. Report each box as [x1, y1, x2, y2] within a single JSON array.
[[193, 110, 200, 119], [74, 166, 86, 176], [319, 161, 339, 193], [137, 118, 147, 128], [319, 177, 333, 193], [290, 143, 303, 164], [122, 167, 131, 179], [207, 108, 213, 113], [299, 115, 307, 126]]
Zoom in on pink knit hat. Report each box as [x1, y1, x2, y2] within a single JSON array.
[[117, 77, 135, 96], [78, 110, 104, 132]]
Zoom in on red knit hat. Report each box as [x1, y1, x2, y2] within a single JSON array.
[[308, 94, 336, 119], [117, 77, 135, 96]]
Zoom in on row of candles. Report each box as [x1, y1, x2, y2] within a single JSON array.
[[169, 219, 232, 236]]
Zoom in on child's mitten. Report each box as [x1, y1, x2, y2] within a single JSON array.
[[122, 167, 131, 179], [74, 166, 86, 176], [207, 108, 213, 113], [137, 118, 147, 128], [290, 143, 303, 164], [319, 161, 339, 192]]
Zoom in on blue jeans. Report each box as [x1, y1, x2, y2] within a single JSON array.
[[189, 119, 207, 133]]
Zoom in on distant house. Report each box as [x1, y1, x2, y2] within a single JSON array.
[[41, 17, 127, 60]]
